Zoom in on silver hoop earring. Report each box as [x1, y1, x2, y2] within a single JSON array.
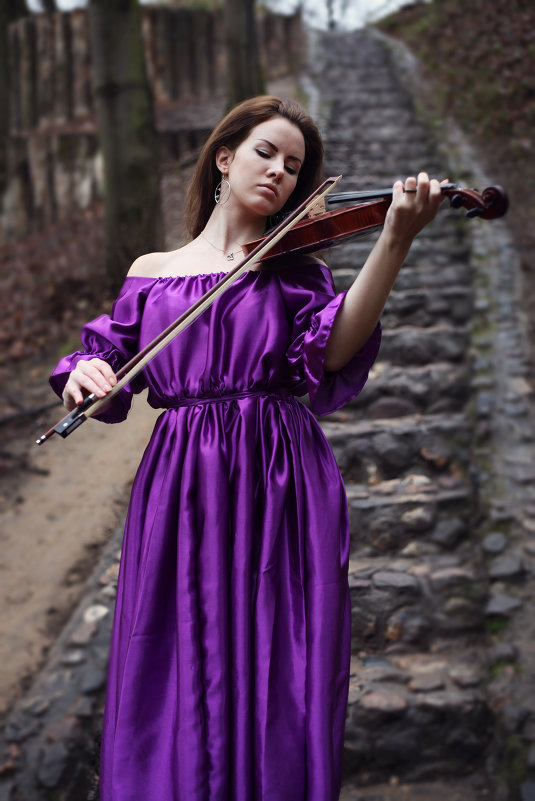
[[214, 177, 231, 205]]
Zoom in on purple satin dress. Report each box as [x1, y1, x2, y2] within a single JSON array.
[[50, 263, 380, 801]]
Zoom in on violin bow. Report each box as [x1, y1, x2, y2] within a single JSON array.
[[36, 175, 342, 445]]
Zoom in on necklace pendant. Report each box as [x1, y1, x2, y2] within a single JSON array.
[[226, 253, 234, 261]]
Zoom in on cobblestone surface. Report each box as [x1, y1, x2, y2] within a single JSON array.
[[314, 27, 535, 799], [1, 26, 534, 801]]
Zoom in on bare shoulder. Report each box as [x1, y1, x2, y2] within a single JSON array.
[[127, 241, 208, 278], [127, 252, 169, 277]]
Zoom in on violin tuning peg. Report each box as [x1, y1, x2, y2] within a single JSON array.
[[449, 192, 465, 209], [466, 207, 483, 219]]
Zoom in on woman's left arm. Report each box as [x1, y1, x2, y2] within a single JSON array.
[[324, 172, 445, 372]]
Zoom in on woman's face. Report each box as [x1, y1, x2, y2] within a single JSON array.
[[216, 116, 306, 221]]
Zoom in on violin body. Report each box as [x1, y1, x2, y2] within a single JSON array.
[[243, 183, 509, 263], [244, 199, 392, 261]]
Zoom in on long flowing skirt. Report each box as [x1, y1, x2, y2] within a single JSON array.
[[99, 395, 351, 801]]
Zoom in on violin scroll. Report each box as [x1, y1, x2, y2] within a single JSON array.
[[445, 184, 508, 220]]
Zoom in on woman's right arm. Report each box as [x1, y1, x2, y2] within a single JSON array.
[[62, 358, 118, 410], [52, 270, 156, 421]]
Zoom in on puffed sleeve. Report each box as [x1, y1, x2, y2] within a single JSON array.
[[49, 277, 155, 423], [280, 261, 381, 417]]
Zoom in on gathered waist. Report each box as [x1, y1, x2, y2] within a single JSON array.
[[161, 390, 296, 409]]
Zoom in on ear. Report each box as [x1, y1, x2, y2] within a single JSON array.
[[215, 146, 234, 175]]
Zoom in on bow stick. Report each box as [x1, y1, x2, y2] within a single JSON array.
[[36, 175, 342, 445]]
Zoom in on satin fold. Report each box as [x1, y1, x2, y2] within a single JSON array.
[[50, 263, 380, 801]]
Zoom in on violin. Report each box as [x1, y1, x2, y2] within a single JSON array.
[[242, 183, 509, 262], [36, 177, 508, 445]]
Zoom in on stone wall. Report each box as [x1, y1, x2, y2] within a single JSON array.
[[1, 6, 304, 244]]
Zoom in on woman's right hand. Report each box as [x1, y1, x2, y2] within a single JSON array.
[[62, 358, 117, 411]]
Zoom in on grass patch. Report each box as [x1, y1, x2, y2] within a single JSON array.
[[486, 617, 508, 636]]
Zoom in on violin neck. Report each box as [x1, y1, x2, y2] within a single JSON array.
[[326, 183, 458, 206]]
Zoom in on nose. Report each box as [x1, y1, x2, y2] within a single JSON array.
[[268, 157, 285, 182]]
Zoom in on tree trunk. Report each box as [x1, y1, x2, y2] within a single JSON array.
[[224, 0, 264, 109], [326, 0, 336, 30], [88, 0, 163, 292], [40, 0, 57, 13], [0, 0, 28, 193]]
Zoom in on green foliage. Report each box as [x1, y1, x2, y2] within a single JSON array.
[[500, 733, 528, 788], [58, 336, 83, 358], [490, 659, 522, 678], [486, 617, 508, 636]]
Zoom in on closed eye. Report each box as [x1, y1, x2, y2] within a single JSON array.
[[255, 149, 298, 176]]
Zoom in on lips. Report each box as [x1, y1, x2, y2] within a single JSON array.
[[259, 184, 278, 198]]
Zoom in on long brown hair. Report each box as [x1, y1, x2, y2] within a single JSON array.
[[184, 96, 324, 238]]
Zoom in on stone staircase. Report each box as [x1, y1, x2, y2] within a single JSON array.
[[313, 28, 494, 789]]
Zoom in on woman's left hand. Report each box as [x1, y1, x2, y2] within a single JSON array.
[[324, 171, 449, 371], [383, 172, 447, 245]]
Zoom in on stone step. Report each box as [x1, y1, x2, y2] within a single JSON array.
[[400, 227, 472, 263], [340, 778, 488, 801], [383, 286, 473, 327], [331, 254, 471, 294], [347, 546, 487, 651], [325, 160, 447, 186], [344, 647, 490, 784], [320, 413, 471, 483], [348, 362, 471, 417], [331, 274, 474, 327], [378, 325, 469, 365], [345, 474, 473, 555], [339, 141, 437, 160]]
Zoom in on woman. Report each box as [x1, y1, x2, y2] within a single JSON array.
[[51, 96, 444, 801]]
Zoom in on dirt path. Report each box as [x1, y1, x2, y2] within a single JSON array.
[[0, 386, 159, 717]]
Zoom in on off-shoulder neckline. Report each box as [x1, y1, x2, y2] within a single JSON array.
[[125, 270, 261, 281], [125, 261, 326, 281]]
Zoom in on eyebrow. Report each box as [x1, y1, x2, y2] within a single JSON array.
[[256, 138, 303, 165]]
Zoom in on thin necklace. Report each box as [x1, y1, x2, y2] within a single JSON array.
[[200, 231, 244, 262]]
